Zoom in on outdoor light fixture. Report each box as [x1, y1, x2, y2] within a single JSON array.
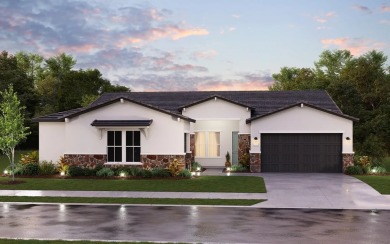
[[226, 167, 231, 172], [196, 167, 201, 171], [227, 172, 231, 176], [196, 171, 201, 176], [119, 172, 126, 177], [3, 170, 8, 175], [60, 171, 65, 176], [252, 137, 260, 146], [346, 137, 351, 140]]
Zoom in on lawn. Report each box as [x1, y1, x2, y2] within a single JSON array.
[[354, 175, 390, 194], [0, 150, 33, 172], [0, 196, 263, 206], [0, 176, 266, 193]]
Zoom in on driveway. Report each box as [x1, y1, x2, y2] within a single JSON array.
[[254, 173, 390, 209]]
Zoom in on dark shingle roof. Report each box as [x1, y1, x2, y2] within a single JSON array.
[[91, 120, 153, 127], [32, 90, 356, 122]]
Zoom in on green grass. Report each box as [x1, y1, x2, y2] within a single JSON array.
[[354, 175, 390, 194], [0, 150, 33, 171], [0, 196, 263, 206], [0, 176, 266, 193]]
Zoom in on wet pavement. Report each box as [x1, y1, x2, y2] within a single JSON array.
[[1, 203, 389, 243]]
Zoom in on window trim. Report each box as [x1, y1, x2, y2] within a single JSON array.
[[106, 130, 141, 164]]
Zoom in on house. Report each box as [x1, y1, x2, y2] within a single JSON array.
[[32, 90, 358, 173]]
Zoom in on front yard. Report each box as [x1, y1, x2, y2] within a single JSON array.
[[354, 175, 390, 194], [0, 176, 266, 193]]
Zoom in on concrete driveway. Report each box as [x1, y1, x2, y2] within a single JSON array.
[[254, 173, 390, 209]]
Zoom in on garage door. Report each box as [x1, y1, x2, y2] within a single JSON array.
[[261, 133, 342, 173]]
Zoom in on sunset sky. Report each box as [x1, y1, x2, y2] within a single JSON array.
[[1, 0, 389, 91]]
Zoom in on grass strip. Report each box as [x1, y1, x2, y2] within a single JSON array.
[[0, 196, 263, 206], [354, 175, 390, 194], [0, 176, 266, 193]]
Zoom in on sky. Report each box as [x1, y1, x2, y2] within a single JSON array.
[[1, 0, 389, 91]]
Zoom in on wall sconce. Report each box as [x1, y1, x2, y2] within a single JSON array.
[[252, 137, 260, 146], [346, 137, 351, 140]]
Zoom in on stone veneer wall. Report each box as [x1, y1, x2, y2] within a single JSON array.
[[64, 154, 107, 167], [342, 153, 354, 172], [142, 154, 185, 169], [238, 134, 250, 165], [190, 134, 195, 161], [250, 153, 261, 173]]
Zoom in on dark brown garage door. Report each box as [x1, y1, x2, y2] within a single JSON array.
[[261, 133, 342, 173]]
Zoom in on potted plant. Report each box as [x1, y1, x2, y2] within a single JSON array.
[[225, 151, 231, 170]]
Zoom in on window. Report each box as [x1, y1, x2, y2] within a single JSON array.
[[195, 132, 220, 157], [107, 130, 141, 163], [126, 131, 141, 162], [107, 131, 122, 162]]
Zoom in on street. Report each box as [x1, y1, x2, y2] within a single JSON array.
[[1, 203, 389, 243]]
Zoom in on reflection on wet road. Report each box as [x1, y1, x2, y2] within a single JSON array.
[[1, 204, 389, 243]]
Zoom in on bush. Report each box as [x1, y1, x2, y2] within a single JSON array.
[[168, 159, 182, 176], [57, 156, 69, 175], [96, 167, 115, 177], [239, 153, 250, 169], [345, 165, 363, 175], [140, 169, 152, 178], [128, 167, 142, 177], [39, 161, 57, 175], [177, 169, 191, 178], [370, 166, 387, 174], [231, 165, 248, 172], [5, 164, 24, 176], [23, 163, 39, 176], [20, 151, 39, 165], [191, 161, 202, 171], [151, 167, 170, 178], [68, 165, 85, 177]]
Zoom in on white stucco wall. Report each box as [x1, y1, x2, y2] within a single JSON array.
[[250, 105, 354, 154], [182, 98, 251, 133], [39, 122, 65, 163], [65, 101, 189, 156], [39, 100, 190, 163]]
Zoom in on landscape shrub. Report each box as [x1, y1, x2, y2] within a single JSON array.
[[4, 164, 24, 176], [20, 151, 39, 165], [231, 165, 248, 172], [128, 167, 142, 176], [39, 161, 58, 175], [96, 167, 114, 177], [370, 166, 387, 174], [57, 156, 69, 175], [140, 169, 152, 178], [177, 169, 191, 178], [68, 165, 85, 177], [345, 165, 363, 175], [168, 159, 182, 176], [191, 161, 202, 171], [23, 163, 39, 176], [239, 153, 250, 169], [151, 167, 170, 178]]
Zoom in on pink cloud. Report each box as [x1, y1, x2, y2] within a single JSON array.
[[321, 38, 385, 55], [381, 5, 390, 12], [57, 44, 98, 53], [314, 12, 335, 23], [197, 80, 269, 91], [115, 26, 209, 48]]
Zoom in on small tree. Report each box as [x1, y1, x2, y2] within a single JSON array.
[[0, 84, 30, 181]]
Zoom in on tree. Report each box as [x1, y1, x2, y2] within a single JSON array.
[[0, 85, 30, 181], [15, 51, 44, 85]]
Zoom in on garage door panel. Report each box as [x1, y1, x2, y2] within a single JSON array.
[[261, 133, 342, 173]]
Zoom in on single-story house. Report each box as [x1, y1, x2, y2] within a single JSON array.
[[32, 90, 358, 173]]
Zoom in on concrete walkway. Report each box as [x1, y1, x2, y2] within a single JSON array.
[[1, 169, 389, 209]]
